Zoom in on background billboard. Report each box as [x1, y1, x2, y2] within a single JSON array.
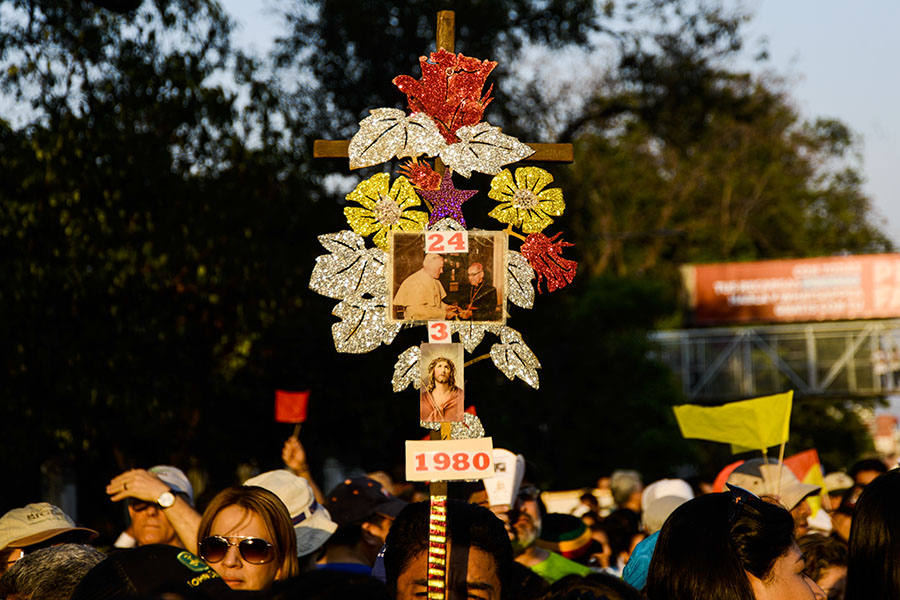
[[683, 254, 900, 325]]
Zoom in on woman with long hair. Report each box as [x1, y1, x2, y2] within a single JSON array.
[[845, 469, 900, 600], [646, 488, 825, 600], [197, 485, 299, 591]]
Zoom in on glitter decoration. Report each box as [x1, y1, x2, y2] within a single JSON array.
[[332, 293, 402, 354], [418, 170, 477, 227], [349, 109, 446, 169], [393, 49, 497, 144], [344, 173, 429, 250], [490, 326, 541, 389], [421, 412, 486, 439], [309, 231, 386, 300], [487, 167, 564, 233], [521, 232, 578, 293], [428, 217, 465, 232], [440, 122, 534, 177], [392, 345, 422, 392], [506, 251, 536, 309], [399, 158, 442, 191], [427, 495, 448, 600]]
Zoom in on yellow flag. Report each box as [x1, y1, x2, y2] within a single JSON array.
[[673, 391, 793, 454]]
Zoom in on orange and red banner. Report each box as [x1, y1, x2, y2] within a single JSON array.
[[682, 253, 900, 325]]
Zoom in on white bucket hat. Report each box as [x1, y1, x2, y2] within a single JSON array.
[[244, 470, 337, 557]]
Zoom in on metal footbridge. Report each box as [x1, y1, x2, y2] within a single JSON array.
[[650, 319, 900, 401]]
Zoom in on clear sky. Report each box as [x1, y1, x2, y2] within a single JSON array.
[[220, 0, 898, 246], [741, 0, 900, 245]]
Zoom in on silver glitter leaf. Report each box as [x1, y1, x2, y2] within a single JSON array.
[[439, 122, 535, 177], [349, 109, 446, 169], [490, 327, 541, 389], [392, 345, 421, 392], [451, 321, 501, 353], [310, 231, 387, 300], [332, 293, 401, 354], [428, 217, 466, 232], [507, 251, 535, 309], [420, 412, 486, 439]]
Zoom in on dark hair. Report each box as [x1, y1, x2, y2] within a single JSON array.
[[848, 458, 887, 481], [325, 513, 388, 549], [384, 500, 512, 599], [797, 533, 846, 582], [845, 469, 900, 600], [270, 568, 390, 600], [543, 573, 643, 600], [645, 492, 794, 600]]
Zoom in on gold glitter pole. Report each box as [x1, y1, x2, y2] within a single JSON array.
[[425, 15, 456, 598], [427, 423, 452, 600]]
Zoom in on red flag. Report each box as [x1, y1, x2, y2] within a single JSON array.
[[275, 390, 309, 423]]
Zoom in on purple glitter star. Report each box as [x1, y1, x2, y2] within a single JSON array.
[[419, 170, 478, 227]]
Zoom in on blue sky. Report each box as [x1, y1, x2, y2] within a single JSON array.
[[219, 0, 899, 245]]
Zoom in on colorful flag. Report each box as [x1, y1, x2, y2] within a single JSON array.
[[673, 391, 793, 454], [274, 389, 309, 423], [784, 449, 827, 515]]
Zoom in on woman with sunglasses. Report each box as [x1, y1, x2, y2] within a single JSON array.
[[645, 488, 825, 600], [197, 485, 299, 591]]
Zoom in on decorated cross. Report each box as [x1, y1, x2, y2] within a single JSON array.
[[310, 10, 577, 600]]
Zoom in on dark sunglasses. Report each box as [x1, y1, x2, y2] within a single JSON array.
[[198, 535, 275, 565], [128, 500, 155, 512], [129, 493, 188, 513]]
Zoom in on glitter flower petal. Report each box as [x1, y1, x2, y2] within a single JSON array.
[[521, 232, 578, 293], [487, 167, 565, 233], [344, 173, 428, 250]]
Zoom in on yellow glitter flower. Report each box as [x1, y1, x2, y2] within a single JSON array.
[[487, 167, 564, 233], [344, 173, 429, 250]]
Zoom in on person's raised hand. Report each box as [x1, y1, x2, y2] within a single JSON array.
[[282, 436, 310, 474], [106, 469, 169, 503]]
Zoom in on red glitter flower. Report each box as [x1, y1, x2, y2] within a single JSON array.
[[520, 232, 578, 293], [398, 158, 442, 191], [393, 49, 497, 144]]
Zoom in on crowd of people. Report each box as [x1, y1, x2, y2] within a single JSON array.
[[0, 440, 896, 600]]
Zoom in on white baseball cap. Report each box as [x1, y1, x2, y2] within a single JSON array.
[[244, 470, 337, 557]]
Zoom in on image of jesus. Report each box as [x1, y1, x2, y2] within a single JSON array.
[[420, 356, 464, 423]]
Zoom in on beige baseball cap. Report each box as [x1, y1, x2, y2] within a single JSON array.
[[726, 459, 820, 511], [0, 503, 98, 550]]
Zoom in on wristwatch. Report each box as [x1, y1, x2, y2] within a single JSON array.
[[156, 490, 176, 509]]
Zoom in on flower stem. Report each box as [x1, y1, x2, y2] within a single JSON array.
[[464, 353, 491, 367]]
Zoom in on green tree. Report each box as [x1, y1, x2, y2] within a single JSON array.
[[0, 0, 334, 513]]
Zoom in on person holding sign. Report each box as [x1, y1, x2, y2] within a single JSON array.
[[420, 355, 464, 423], [393, 254, 457, 321]]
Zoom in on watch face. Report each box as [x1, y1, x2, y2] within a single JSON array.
[[157, 491, 176, 508]]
